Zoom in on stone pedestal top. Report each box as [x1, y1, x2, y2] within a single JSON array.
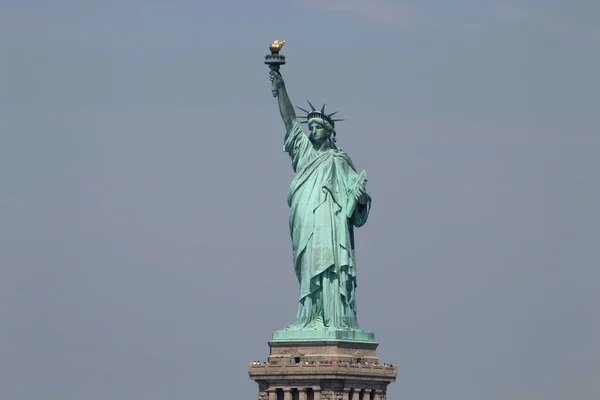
[[268, 340, 380, 364], [249, 338, 396, 399], [249, 362, 397, 381]]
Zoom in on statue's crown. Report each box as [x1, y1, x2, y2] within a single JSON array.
[[297, 101, 344, 129]]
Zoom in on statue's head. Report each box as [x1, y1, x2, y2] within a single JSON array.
[[297, 101, 343, 147], [308, 118, 334, 146]]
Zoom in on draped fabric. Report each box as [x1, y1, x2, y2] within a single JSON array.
[[284, 121, 371, 330]]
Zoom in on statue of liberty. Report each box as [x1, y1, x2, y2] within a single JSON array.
[[269, 70, 372, 334]]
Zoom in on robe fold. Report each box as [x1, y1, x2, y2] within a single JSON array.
[[283, 120, 371, 330]]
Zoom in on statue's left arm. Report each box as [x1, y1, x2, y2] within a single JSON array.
[[350, 188, 371, 228], [337, 156, 371, 227]]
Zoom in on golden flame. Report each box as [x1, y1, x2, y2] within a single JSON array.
[[269, 40, 286, 53]]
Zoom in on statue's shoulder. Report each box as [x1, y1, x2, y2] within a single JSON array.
[[333, 148, 350, 160], [333, 148, 359, 171], [291, 119, 305, 131]]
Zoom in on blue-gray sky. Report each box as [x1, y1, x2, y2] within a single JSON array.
[[1, 1, 599, 399]]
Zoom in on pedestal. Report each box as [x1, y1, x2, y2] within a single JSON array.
[[249, 340, 396, 400]]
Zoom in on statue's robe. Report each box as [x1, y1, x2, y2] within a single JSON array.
[[284, 121, 371, 330]]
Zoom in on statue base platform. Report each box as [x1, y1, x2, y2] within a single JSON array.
[[249, 338, 396, 399], [267, 338, 379, 364], [272, 328, 375, 343]]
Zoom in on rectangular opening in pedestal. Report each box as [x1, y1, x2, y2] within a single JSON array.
[[294, 357, 301, 363]]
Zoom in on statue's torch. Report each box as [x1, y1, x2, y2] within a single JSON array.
[[264, 40, 287, 97]]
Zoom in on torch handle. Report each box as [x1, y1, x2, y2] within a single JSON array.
[[269, 65, 281, 97]]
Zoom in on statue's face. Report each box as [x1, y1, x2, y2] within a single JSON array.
[[308, 121, 331, 144]]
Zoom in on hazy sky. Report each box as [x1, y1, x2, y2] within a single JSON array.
[[1, 1, 599, 399]]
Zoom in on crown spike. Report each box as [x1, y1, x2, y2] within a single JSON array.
[[306, 100, 317, 111], [295, 105, 311, 114], [320, 103, 326, 113]]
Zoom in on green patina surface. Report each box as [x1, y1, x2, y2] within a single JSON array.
[[267, 51, 374, 343]]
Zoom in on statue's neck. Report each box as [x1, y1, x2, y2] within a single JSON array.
[[311, 139, 332, 153]]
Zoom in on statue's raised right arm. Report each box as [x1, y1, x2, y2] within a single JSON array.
[[270, 71, 296, 132]]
